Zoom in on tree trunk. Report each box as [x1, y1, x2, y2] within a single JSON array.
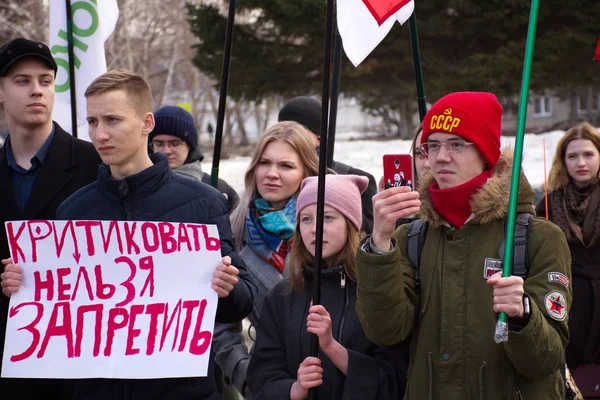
[[158, 44, 178, 107], [569, 89, 579, 127], [234, 103, 250, 146], [587, 86, 594, 122]]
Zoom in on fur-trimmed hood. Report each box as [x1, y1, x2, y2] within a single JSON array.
[[418, 150, 535, 228]]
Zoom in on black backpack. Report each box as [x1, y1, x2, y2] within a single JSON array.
[[405, 213, 574, 399], [406, 212, 533, 295]]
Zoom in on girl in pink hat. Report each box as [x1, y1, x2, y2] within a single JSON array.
[[246, 174, 406, 400]]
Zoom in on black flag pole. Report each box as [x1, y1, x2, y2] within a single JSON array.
[[326, 29, 343, 169], [211, 0, 237, 189], [65, 0, 78, 138], [309, 0, 335, 398], [408, 11, 426, 121]]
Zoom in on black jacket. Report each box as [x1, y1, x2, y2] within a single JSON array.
[[200, 173, 239, 214], [247, 265, 407, 399], [0, 123, 100, 399], [537, 194, 600, 369], [58, 153, 255, 400]]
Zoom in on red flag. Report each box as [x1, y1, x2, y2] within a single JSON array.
[[362, 0, 413, 26], [595, 38, 600, 61]]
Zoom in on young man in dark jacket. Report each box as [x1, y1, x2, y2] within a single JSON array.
[[356, 92, 572, 399], [0, 37, 101, 400], [149, 105, 240, 214], [1, 69, 255, 400], [278, 96, 377, 234]]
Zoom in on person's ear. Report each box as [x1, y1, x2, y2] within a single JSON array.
[[141, 112, 155, 136]]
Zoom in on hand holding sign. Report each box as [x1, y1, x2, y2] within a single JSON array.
[[211, 256, 239, 298], [1, 258, 21, 297]]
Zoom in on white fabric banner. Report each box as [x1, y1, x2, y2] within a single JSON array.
[[49, 0, 119, 141], [337, 0, 414, 67]]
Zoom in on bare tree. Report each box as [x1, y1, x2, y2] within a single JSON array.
[[0, 0, 48, 42]]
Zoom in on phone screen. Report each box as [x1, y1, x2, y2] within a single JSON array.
[[383, 154, 414, 190]]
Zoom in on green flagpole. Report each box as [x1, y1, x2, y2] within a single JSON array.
[[494, 0, 541, 343], [408, 11, 427, 121]]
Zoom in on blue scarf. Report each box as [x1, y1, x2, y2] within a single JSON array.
[[244, 196, 297, 272]]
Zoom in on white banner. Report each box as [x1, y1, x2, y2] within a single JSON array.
[[49, 0, 119, 141], [337, 0, 414, 67], [2, 220, 221, 379]]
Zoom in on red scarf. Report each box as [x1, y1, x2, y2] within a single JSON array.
[[429, 170, 493, 228]]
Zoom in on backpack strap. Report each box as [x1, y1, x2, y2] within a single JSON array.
[[498, 213, 534, 278], [407, 219, 428, 295]]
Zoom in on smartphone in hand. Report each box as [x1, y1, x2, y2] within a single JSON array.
[[383, 154, 414, 190]]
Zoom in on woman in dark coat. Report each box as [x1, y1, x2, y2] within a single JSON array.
[[536, 122, 600, 374]]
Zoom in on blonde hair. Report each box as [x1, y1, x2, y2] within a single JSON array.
[[84, 69, 153, 115], [230, 121, 320, 250], [288, 216, 361, 292], [548, 122, 600, 190]]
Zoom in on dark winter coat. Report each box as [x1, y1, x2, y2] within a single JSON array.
[[212, 245, 287, 398], [0, 123, 100, 399], [537, 192, 600, 369], [200, 173, 239, 215], [356, 152, 572, 400], [58, 153, 255, 400], [247, 265, 407, 400], [171, 159, 239, 214]]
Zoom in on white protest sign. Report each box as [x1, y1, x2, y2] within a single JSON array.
[[2, 220, 221, 379]]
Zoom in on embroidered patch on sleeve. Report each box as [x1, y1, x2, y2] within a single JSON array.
[[544, 291, 567, 321], [483, 258, 502, 279], [548, 272, 569, 289]]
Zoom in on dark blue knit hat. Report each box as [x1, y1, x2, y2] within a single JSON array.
[[150, 106, 203, 161]]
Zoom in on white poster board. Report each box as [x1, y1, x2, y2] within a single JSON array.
[[2, 220, 221, 379]]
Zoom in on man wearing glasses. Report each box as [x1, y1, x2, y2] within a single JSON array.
[[148, 105, 239, 214], [354, 92, 572, 399]]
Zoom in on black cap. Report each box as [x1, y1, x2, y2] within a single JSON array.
[[278, 96, 322, 136], [0, 38, 58, 77]]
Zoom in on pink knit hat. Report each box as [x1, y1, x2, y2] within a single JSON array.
[[296, 174, 369, 230]]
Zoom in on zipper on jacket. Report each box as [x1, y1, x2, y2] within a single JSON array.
[[478, 362, 486, 400], [340, 271, 346, 288], [427, 352, 433, 400], [337, 271, 349, 345], [252, 303, 261, 321]]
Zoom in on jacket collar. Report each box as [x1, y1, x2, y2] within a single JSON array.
[[418, 151, 535, 228], [173, 160, 204, 181], [0, 122, 81, 218], [98, 152, 172, 199], [302, 264, 345, 279]]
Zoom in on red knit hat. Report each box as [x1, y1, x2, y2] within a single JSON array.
[[421, 92, 503, 168]]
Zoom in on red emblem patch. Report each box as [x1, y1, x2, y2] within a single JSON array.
[[362, 0, 412, 25], [544, 291, 567, 321]]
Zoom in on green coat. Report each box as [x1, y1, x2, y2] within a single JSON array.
[[356, 154, 572, 400]]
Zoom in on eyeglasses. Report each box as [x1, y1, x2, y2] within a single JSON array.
[[414, 147, 427, 158], [421, 139, 475, 155], [151, 139, 186, 150]]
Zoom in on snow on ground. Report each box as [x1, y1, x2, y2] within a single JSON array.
[[211, 130, 569, 196]]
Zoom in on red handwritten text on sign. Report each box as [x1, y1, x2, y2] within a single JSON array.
[[2, 220, 222, 379]]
